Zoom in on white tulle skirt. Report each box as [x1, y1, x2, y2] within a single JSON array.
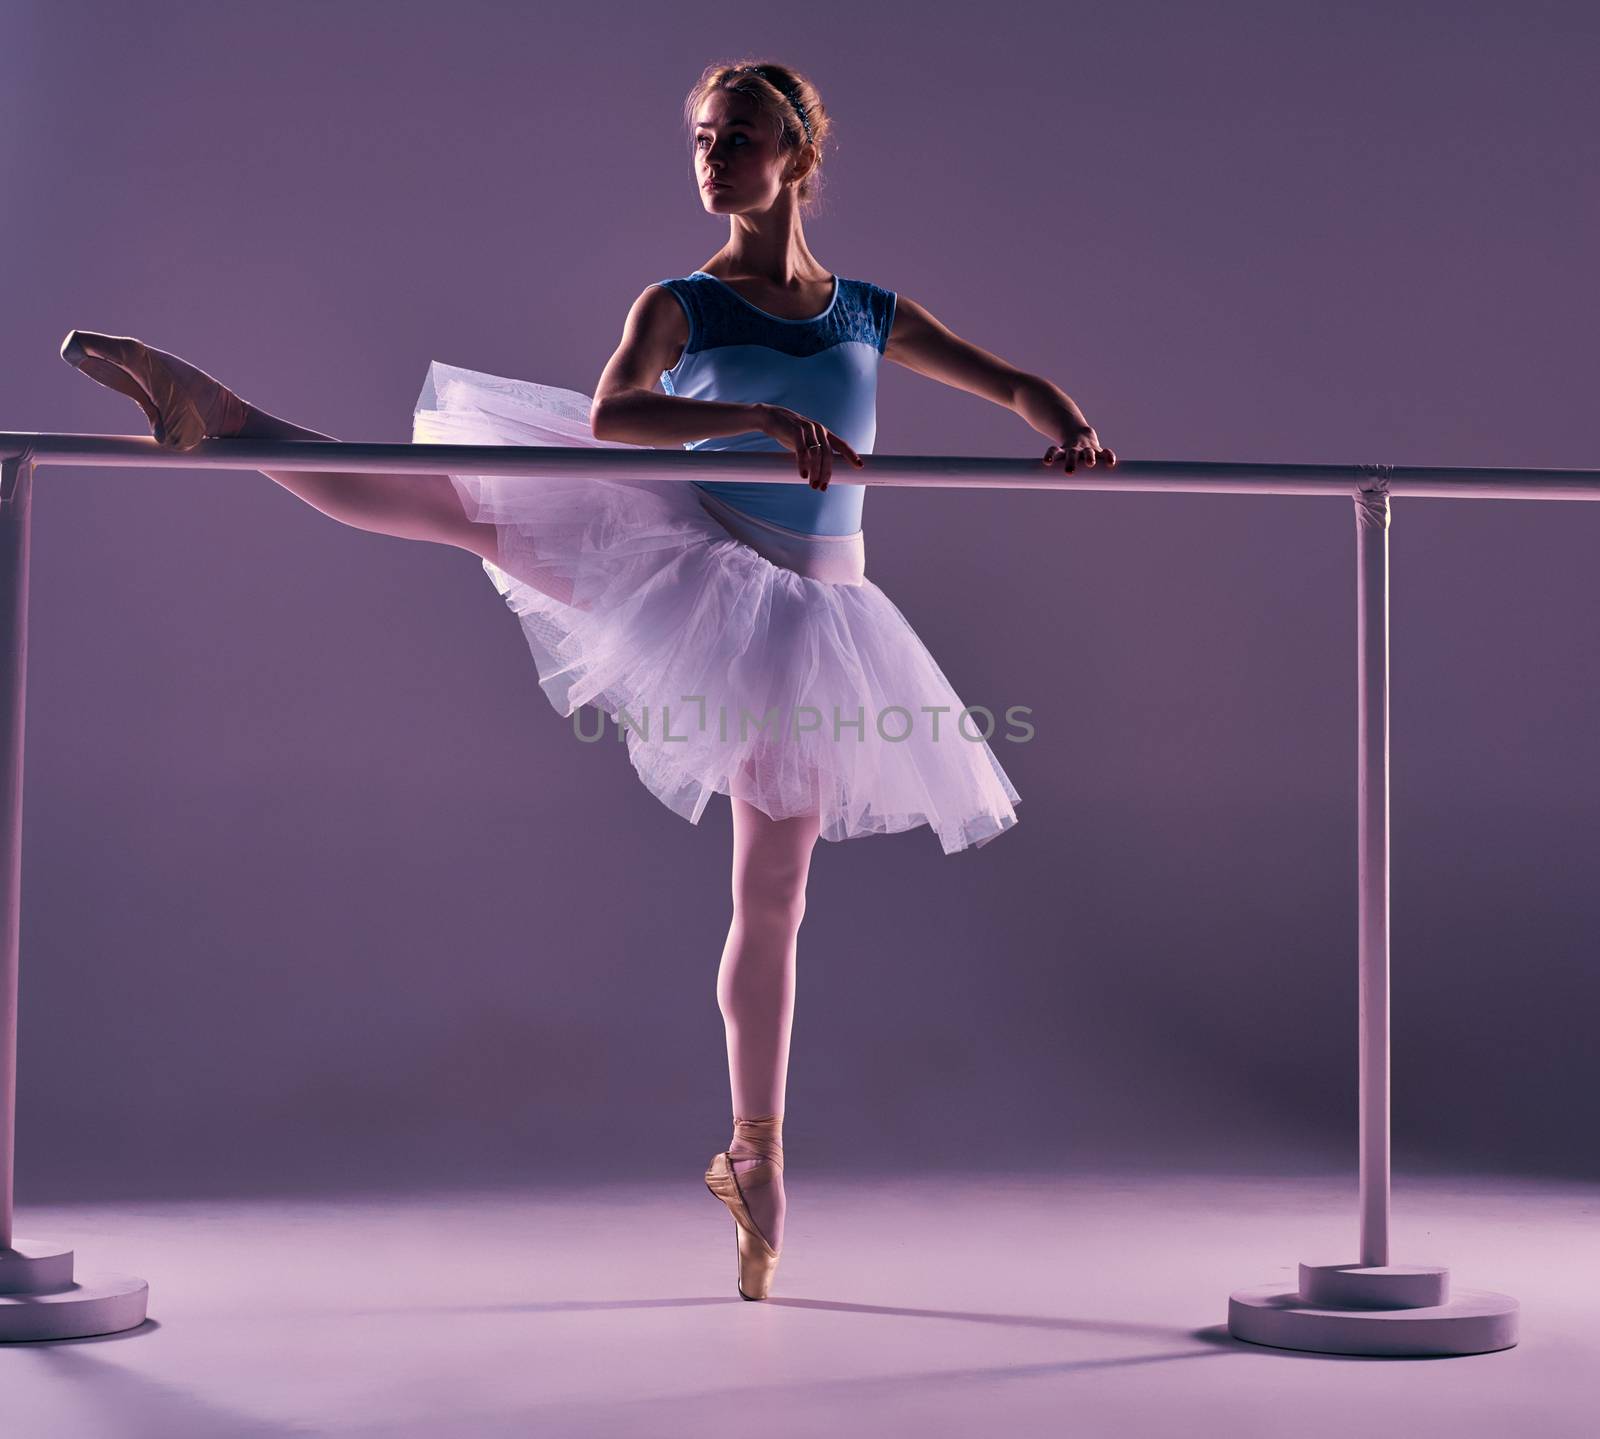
[[413, 362, 1021, 855]]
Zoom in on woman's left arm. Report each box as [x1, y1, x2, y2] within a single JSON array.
[[884, 295, 1116, 473]]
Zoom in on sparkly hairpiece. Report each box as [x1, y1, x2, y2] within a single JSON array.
[[729, 64, 814, 144]]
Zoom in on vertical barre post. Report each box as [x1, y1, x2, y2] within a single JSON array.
[[0, 453, 150, 1339], [1356, 480, 1395, 1261], [0, 453, 33, 1253], [1228, 469, 1512, 1353], [1354, 479, 1391, 1267]]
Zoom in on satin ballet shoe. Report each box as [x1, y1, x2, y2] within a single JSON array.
[[704, 1113, 785, 1301], [60, 329, 251, 452]]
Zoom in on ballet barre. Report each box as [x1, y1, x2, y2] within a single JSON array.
[[4, 431, 1599, 1350]]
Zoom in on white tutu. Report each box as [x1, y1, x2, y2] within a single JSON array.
[[413, 362, 1021, 855]]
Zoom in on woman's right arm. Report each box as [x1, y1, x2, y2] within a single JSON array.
[[589, 284, 765, 446], [590, 285, 863, 489]]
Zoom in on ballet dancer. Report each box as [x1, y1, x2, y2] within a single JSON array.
[[59, 59, 1114, 1301]]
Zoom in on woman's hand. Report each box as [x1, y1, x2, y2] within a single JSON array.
[[755, 402, 864, 491], [1042, 419, 1116, 474]]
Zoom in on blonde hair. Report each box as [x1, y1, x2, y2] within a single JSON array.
[[682, 60, 831, 215]]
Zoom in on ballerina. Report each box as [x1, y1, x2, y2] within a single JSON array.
[[59, 58, 1114, 1302]]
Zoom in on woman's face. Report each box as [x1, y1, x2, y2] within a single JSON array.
[[693, 89, 800, 214]]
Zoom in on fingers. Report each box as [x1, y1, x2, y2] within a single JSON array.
[[799, 421, 832, 489], [788, 418, 861, 490], [832, 433, 865, 469], [1041, 443, 1076, 474], [1041, 439, 1117, 473]]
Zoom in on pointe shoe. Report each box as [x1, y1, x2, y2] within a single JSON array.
[[704, 1113, 784, 1301], [59, 329, 251, 453]]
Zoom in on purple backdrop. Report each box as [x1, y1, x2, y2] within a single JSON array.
[[2, 0, 1596, 1201]]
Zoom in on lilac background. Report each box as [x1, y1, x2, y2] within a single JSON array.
[[2, 0, 1596, 1202]]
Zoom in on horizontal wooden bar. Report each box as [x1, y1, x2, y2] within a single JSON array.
[[4, 432, 1598, 501]]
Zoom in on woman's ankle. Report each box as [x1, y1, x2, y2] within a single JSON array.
[[730, 1112, 783, 1149], [238, 403, 335, 444]]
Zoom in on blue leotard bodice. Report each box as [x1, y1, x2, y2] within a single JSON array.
[[652, 270, 897, 536]]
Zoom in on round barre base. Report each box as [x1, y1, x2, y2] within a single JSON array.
[[0, 1238, 148, 1343], [1228, 1261, 1518, 1356]]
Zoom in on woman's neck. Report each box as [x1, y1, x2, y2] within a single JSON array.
[[701, 229, 826, 286]]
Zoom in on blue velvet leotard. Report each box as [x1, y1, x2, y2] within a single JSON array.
[[652, 270, 898, 536]]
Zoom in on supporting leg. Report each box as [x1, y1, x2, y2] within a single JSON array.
[[714, 796, 821, 1253]]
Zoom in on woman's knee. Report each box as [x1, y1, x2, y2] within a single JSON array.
[[731, 846, 811, 924], [731, 886, 807, 937]]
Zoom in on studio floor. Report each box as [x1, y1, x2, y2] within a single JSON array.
[[2, 1170, 1594, 1437]]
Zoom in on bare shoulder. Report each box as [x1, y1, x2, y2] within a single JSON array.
[[596, 281, 686, 347], [881, 292, 1023, 406], [881, 292, 938, 363], [593, 282, 691, 409]]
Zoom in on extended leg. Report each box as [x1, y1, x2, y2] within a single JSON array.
[[244, 405, 588, 605], [59, 329, 496, 560], [241, 406, 496, 559], [715, 796, 821, 1253]]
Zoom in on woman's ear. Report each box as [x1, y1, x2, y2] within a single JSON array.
[[787, 143, 817, 186]]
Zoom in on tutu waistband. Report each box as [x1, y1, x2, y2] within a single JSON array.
[[692, 486, 866, 587]]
